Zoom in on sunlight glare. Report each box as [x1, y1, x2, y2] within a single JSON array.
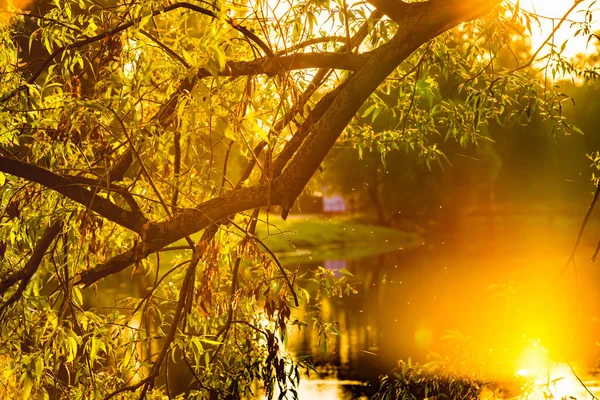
[[0, 0, 33, 25], [516, 342, 599, 399], [516, 340, 548, 378], [519, 0, 597, 58]]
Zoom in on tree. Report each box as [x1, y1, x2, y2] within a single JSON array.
[[0, 0, 594, 398]]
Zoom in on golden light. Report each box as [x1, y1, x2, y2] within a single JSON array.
[[515, 341, 599, 398], [0, 0, 33, 25], [414, 326, 434, 349], [516, 340, 548, 378], [519, 0, 597, 58], [547, 364, 585, 399]]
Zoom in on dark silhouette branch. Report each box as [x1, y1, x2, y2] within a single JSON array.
[[566, 181, 600, 266], [64, 175, 143, 215], [568, 363, 600, 400], [0, 155, 146, 232], [203, 52, 369, 78]]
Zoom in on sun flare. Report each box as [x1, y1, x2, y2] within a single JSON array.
[[520, 0, 597, 58], [515, 341, 599, 399]]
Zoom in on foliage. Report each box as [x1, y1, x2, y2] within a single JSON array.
[[374, 330, 513, 400], [0, 0, 597, 398], [373, 358, 483, 400]]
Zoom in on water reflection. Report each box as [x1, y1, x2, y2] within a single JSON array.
[[285, 215, 600, 398], [259, 378, 369, 400]]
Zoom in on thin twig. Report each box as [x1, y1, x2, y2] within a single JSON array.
[[567, 363, 599, 400], [228, 219, 299, 306], [139, 29, 190, 68], [564, 182, 600, 269], [592, 239, 600, 262]]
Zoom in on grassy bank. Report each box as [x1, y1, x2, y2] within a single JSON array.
[[255, 215, 419, 264]]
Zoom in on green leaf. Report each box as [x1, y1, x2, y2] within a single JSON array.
[[34, 357, 44, 383], [139, 14, 152, 28], [361, 105, 375, 118], [90, 337, 98, 363], [67, 336, 78, 363], [197, 337, 223, 346], [572, 125, 584, 135], [212, 46, 226, 70], [72, 287, 83, 307], [22, 375, 33, 400]]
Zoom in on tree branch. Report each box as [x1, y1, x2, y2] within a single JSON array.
[[0, 155, 146, 232], [74, 185, 268, 286], [75, 0, 500, 285], [275, 36, 348, 55], [0, 220, 63, 316], [366, 0, 500, 28], [271, 9, 384, 177], [64, 175, 143, 215], [275, 0, 500, 214], [365, 0, 411, 23], [193, 52, 369, 80]]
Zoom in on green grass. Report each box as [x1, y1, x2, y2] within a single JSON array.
[[255, 215, 419, 264]]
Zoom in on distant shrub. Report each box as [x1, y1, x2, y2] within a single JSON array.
[[373, 359, 483, 400]]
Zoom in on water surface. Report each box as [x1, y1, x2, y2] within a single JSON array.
[[285, 214, 600, 398]]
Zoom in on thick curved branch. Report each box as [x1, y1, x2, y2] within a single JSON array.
[[272, 82, 346, 178], [271, 9, 384, 177], [366, 0, 499, 27], [275, 0, 501, 212], [74, 184, 268, 286], [365, 0, 411, 23], [0, 155, 146, 232], [204, 52, 369, 78], [76, 0, 500, 286], [65, 175, 143, 214]]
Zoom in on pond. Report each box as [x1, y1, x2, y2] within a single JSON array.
[[281, 214, 600, 399], [89, 212, 600, 398]]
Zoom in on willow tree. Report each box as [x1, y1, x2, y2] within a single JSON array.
[[0, 0, 592, 398]]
